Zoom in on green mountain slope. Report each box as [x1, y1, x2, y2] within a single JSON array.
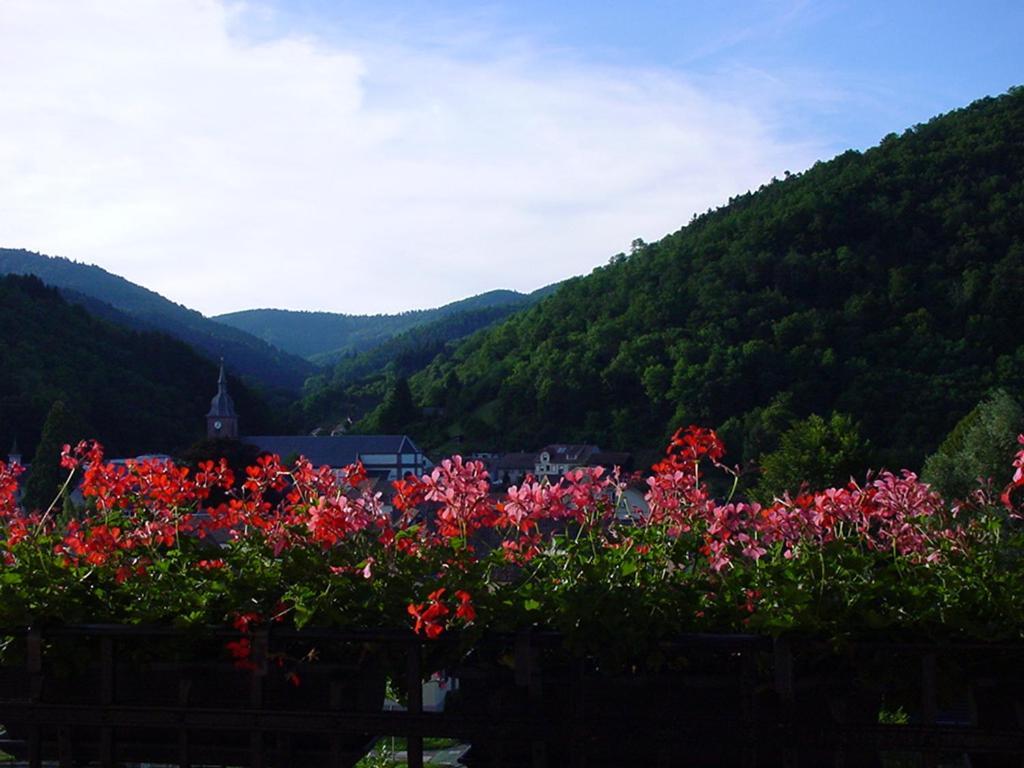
[[403, 87, 1024, 468], [0, 274, 280, 460], [216, 285, 558, 363], [299, 303, 535, 428], [0, 249, 317, 393]]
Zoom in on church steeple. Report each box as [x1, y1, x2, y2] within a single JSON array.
[[8, 438, 21, 466], [206, 359, 239, 439]]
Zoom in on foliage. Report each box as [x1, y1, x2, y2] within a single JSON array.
[[178, 438, 267, 506], [2, 426, 1024, 669], [922, 389, 1024, 499], [391, 87, 1024, 467], [297, 304, 534, 430], [0, 275, 280, 462], [368, 378, 418, 434], [753, 412, 871, 501], [21, 400, 88, 513], [0, 248, 315, 393]]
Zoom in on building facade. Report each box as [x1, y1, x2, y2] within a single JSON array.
[[245, 434, 431, 482]]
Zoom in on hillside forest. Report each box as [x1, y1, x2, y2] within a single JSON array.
[[0, 275, 284, 461], [377, 87, 1024, 476]]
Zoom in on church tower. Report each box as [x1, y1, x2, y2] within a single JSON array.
[[206, 360, 239, 439]]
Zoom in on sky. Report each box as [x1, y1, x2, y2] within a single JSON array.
[[1, 1, 1021, 316]]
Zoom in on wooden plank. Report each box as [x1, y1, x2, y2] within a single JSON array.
[[57, 727, 72, 768], [26, 629, 41, 702], [773, 637, 797, 768], [178, 676, 192, 768], [330, 677, 344, 768], [515, 630, 547, 768], [250, 631, 267, 768], [27, 726, 41, 768], [27, 629, 42, 768], [921, 653, 938, 768], [100, 636, 114, 768], [406, 640, 424, 768], [250, 730, 265, 768]]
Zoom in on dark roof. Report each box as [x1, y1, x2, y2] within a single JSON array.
[[245, 435, 423, 468], [588, 451, 632, 469], [496, 452, 537, 470]]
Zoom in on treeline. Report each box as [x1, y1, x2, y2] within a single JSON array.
[[394, 87, 1024, 471], [0, 248, 316, 393], [298, 304, 535, 428], [0, 274, 281, 462]]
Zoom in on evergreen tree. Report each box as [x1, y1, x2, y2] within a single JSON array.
[[754, 413, 870, 501], [376, 377, 417, 433], [22, 399, 88, 513], [922, 389, 1024, 500]]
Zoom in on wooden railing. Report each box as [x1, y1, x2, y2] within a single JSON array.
[[1, 626, 1022, 767]]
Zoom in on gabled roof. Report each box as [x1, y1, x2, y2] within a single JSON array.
[[245, 435, 423, 468]]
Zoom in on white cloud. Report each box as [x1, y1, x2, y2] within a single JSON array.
[[0, 0, 826, 315]]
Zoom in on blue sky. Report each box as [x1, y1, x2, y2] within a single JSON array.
[[0, 1, 1020, 315], [270, 0, 1023, 153]]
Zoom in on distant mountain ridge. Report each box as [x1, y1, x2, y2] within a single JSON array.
[[216, 284, 559, 363], [0, 248, 316, 393]]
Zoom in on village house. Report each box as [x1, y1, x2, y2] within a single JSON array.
[[535, 444, 600, 476], [493, 451, 536, 485], [489, 444, 633, 486], [245, 434, 431, 482]]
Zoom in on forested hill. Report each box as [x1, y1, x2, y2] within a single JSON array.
[[298, 302, 541, 428], [405, 87, 1024, 469], [0, 274, 280, 460], [216, 285, 559, 363], [0, 249, 316, 393]]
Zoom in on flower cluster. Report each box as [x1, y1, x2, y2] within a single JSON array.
[[0, 459, 23, 520], [1002, 435, 1024, 512], [1, 428, 1022, 653]]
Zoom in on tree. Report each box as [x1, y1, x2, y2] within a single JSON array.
[[753, 412, 870, 501], [22, 399, 88, 513], [376, 377, 417, 433], [922, 389, 1024, 500]]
